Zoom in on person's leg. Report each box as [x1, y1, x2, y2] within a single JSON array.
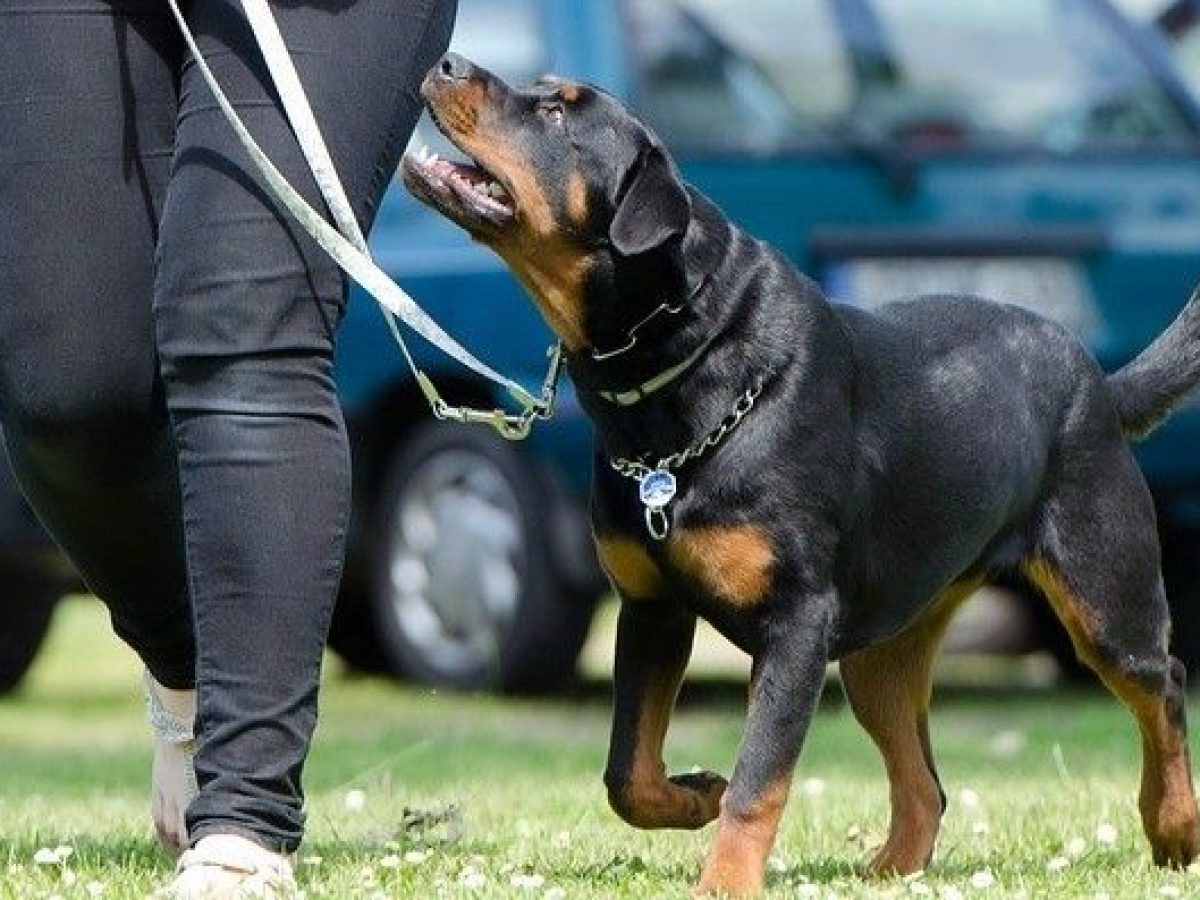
[[0, 0, 200, 854], [155, 0, 456, 852], [0, 2, 195, 688]]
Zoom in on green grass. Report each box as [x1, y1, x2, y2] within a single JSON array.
[[2, 599, 1198, 898]]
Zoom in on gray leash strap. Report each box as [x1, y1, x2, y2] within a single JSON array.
[[166, 0, 558, 435]]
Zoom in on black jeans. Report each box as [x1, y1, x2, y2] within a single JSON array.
[[0, 0, 455, 851]]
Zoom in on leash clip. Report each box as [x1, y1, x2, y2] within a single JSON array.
[[420, 343, 563, 442]]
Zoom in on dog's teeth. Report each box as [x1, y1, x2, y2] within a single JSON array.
[[488, 181, 506, 198]]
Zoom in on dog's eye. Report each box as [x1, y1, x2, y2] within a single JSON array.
[[537, 101, 565, 125]]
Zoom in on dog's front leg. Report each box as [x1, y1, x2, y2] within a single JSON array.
[[695, 593, 836, 897], [604, 598, 727, 830]]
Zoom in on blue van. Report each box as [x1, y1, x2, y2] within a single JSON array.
[[3, 0, 1199, 693], [327, 0, 1200, 691]]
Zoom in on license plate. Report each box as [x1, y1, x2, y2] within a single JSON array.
[[824, 256, 1101, 339]]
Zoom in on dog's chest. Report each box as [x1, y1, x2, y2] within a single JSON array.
[[594, 526, 775, 609]]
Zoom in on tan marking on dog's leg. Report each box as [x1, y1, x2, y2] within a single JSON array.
[[695, 776, 790, 897], [616, 669, 725, 830], [595, 537, 662, 601], [840, 581, 977, 876], [669, 526, 774, 608], [1023, 559, 1200, 867]]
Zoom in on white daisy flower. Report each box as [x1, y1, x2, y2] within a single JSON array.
[[459, 864, 486, 890], [969, 869, 995, 889], [1046, 856, 1070, 872], [959, 788, 980, 809], [343, 789, 367, 812], [511, 872, 545, 891], [1096, 823, 1117, 846]]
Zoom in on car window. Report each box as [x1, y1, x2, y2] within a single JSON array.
[[865, 0, 1195, 150], [623, 0, 857, 154], [624, 0, 1195, 155]]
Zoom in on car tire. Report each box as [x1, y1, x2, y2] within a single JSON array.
[[366, 421, 598, 694], [1162, 521, 1200, 677], [0, 567, 61, 694], [326, 579, 391, 675]]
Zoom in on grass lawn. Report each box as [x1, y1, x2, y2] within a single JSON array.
[[2, 598, 1198, 898]]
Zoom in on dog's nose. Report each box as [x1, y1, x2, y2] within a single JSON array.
[[436, 52, 473, 82]]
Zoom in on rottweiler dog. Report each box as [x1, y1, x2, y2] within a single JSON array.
[[402, 52, 1200, 895]]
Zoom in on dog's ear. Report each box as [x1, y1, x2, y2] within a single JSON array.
[[608, 144, 691, 257]]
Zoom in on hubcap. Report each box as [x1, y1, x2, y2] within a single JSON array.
[[385, 449, 523, 681]]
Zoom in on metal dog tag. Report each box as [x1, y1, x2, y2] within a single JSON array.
[[639, 470, 676, 541], [639, 470, 677, 509]]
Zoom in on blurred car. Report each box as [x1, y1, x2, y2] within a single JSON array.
[[4, 0, 1200, 694]]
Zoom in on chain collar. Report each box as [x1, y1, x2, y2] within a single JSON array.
[[609, 373, 769, 540], [590, 275, 709, 361]]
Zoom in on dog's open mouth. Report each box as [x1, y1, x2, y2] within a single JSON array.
[[401, 128, 515, 231]]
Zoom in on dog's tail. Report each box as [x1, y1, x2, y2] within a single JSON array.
[[1107, 286, 1200, 440]]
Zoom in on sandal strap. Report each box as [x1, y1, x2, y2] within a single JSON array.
[[177, 835, 294, 881], [143, 670, 196, 746]]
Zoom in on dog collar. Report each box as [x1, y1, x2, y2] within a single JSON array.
[[595, 331, 719, 406], [609, 371, 771, 540], [588, 275, 712, 406]]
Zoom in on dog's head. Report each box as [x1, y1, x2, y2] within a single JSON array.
[[401, 53, 692, 351]]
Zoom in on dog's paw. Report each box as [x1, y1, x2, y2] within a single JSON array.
[[669, 770, 727, 826]]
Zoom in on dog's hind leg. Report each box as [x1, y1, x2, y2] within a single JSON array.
[[1025, 446, 1200, 868], [840, 581, 976, 876]]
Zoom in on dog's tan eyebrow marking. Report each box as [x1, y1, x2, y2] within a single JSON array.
[[558, 83, 582, 104], [567, 169, 588, 225], [669, 526, 775, 607], [596, 536, 662, 600]]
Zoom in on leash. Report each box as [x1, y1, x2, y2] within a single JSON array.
[[609, 373, 769, 540], [166, 0, 561, 441]]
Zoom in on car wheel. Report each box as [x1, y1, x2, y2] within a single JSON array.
[[0, 567, 61, 694], [367, 421, 598, 694], [1162, 521, 1200, 676], [326, 578, 391, 675]]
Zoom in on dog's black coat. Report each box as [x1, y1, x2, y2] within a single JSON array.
[[404, 54, 1200, 892]]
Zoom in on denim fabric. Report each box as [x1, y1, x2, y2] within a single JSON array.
[[0, 0, 455, 851]]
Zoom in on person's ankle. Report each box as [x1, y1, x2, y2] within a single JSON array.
[[144, 670, 196, 743]]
